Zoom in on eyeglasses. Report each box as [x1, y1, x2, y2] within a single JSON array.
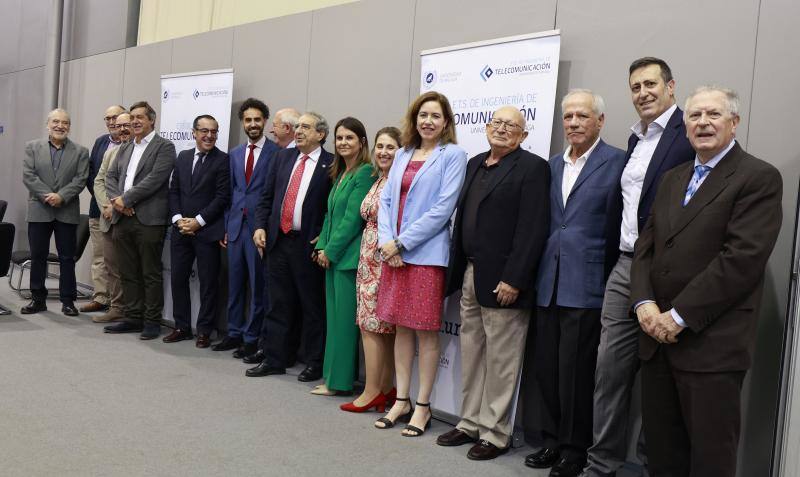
[[488, 119, 523, 132], [195, 128, 219, 136], [104, 115, 119, 122], [114, 123, 132, 130]]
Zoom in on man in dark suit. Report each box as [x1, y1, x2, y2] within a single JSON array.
[[583, 57, 695, 477], [82, 104, 125, 313], [212, 98, 279, 358], [103, 101, 176, 340], [163, 115, 231, 348], [247, 111, 333, 380], [21, 108, 90, 316], [435, 106, 549, 460], [521, 91, 625, 476], [631, 86, 782, 477]]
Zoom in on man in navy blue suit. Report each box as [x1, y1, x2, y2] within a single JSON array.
[[580, 57, 695, 477], [212, 99, 279, 357], [82, 104, 125, 313], [163, 115, 231, 348], [247, 111, 332, 380], [523, 90, 626, 477]]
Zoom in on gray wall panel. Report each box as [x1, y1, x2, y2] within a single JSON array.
[[0, 0, 22, 75], [16, 0, 49, 71], [230, 12, 313, 147], [171, 28, 234, 75], [122, 40, 172, 123], [0, 73, 16, 245], [307, 0, 414, 141], [62, 0, 131, 60]]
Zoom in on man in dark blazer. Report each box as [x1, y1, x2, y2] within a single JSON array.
[[212, 98, 279, 358], [522, 91, 626, 477], [163, 115, 231, 348], [583, 57, 695, 477], [82, 104, 125, 313], [435, 106, 549, 460], [631, 86, 782, 477], [103, 101, 176, 340], [21, 108, 89, 316], [247, 111, 333, 381]]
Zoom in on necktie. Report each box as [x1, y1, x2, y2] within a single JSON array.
[[683, 164, 712, 206], [191, 152, 206, 186], [245, 144, 256, 185], [51, 147, 62, 171], [280, 155, 310, 234]]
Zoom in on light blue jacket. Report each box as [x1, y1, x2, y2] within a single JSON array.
[[378, 142, 467, 267]]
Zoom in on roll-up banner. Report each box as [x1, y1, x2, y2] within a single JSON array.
[[414, 31, 560, 421], [159, 69, 234, 325]]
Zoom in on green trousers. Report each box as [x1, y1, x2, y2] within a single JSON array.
[[322, 268, 359, 391]]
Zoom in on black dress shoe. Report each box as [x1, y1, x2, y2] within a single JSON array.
[[104, 321, 144, 334], [233, 342, 257, 359], [245, 362, 286, 377], [243, 349, 265, 364], [61, 303, 79, 316], [297, 366, 322, 382], [139, 323, 161, 340], [211, 336, 242, 351], [525, 448, 561, 469], [20, 300, 47, 314], [467, 440, 509, 461], [437, 428, 477, 447], [549, 457, 586, 477]]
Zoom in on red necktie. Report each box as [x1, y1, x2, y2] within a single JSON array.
[[280, 155, 310, 234], [245, 144, 256, 184]]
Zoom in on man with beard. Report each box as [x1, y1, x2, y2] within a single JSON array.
[[213, 98, 279, 358]]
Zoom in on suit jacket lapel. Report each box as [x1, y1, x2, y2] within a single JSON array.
[[133, 136, 158, 181], [54, 141, 76, 184], [641, 108, 682, 202], [479, 149, 518, 202], [567, 142, 610, 201], [37, 141, 57, 186], [457, 152, 484, 209], [304, 151, 330, 200], [408, 144, 444, 194]]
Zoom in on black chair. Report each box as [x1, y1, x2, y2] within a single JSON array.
[[0, 222, 15, 315], [0, 200, 7, 222], [8, 214, 92, 299]]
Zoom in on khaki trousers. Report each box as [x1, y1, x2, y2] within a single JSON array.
[[102, 227, 123, 312], [88, 218, 109, 304], [457, 263, 530, 448]]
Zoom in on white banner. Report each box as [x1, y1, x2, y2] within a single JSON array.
[[159, 69, 234, 326], [415, 31, 560, 419]]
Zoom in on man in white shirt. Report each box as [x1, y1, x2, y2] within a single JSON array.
[[270, 108, 300, 149], [581, 58, 695, 477]]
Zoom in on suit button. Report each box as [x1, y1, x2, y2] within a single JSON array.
[[561, 224, 566, 229], [666, 239, 674, 248]]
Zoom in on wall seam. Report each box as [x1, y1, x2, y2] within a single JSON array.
[[407, 0, 418, 105], [554, 0, 559, 29], [744, 0, 762, 148], [305, 11, 315, 110]]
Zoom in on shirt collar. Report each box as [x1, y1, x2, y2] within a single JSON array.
[[563, 137, 601, 165], [109, 134, 121, 145], [249, 135, 266, 149], [299, 146, 322, 162], [630, 103, 677, 138], [49, 138, 67, 150], [286, 140, 297, 149], [695, 139, 736, 170], [135, 130, 156, 146]]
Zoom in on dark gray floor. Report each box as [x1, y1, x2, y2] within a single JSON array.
[[0, 280, 547, 477]]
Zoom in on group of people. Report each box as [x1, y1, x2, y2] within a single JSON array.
[[19, 56, 782, 477]]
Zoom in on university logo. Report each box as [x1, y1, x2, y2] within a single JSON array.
[[422, 70, 437, 89], [162, 89, 169, 103], [193, 89, 200, 100], [480, 65, 494, 82]]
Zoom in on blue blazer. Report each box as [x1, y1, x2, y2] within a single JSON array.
[[536, 140, 627, 309], [226, 138, 280, 241], [87, 134, 111, 218], [378, 142, 467, 267]]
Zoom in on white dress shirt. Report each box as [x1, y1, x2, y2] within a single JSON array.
[[282, 147, 321, 231], [562, 137, 601, 206], [618, 104, 677, 252], [171, 147, 208, 227], [124, 130, 156, 193], [245, 135, 267, 169]]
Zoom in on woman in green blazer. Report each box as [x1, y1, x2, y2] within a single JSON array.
[[312, 117, 376, 395]]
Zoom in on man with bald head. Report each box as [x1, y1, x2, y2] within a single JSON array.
[[436, 106, 550, 460], [523, 90, 626, 477], [270, 108, 300, 149]]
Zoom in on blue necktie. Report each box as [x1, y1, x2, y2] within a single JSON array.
[[683, 165, 711, 206]]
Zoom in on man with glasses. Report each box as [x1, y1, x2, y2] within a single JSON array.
[[163, 115, 231, 348], [435, 106, 550, 460], [270, 108, 300, 149], [22, 108, 90, 316], [81, 104, 126, 313], [92, 112, 131, 323]]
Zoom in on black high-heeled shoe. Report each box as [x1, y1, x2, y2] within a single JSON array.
[[402, 401, 431, 437], [374, 397, 412, 429]]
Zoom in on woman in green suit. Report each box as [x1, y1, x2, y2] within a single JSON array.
[[311, 117, 376, 396]]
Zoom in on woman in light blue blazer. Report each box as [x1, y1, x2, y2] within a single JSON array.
[[373, 91, 467, 437]]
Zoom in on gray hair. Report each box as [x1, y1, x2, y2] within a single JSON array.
[[684, 85, 740, 118], [46, 108, 70, 122], [561, 89, 606, 116], [303, 111, 329, 142], [277, 108, 300, 128]]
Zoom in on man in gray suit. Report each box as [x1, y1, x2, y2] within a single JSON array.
[[103, 101, 176, 340], [21, 108, 89, 316]]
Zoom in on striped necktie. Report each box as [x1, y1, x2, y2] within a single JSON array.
[[683, 165, 711, 206]]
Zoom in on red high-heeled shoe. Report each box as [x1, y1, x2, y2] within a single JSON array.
[[340, 392, 387, 413], [384, 387, 397, 405]]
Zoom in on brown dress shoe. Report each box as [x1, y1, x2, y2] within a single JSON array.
[[80, 301, 109, 313], [437, 428, 476, 447], [467, 440, 509, 460], [162, 329, 194, 343], [196, 334, 211, 348], [92, 309, 124, 323]]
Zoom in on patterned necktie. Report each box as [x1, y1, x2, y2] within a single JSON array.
[[191, 152, 206, 186], [245, 144, 256, 184], [280, 155, 310, 233], [683, 164, 712, 206]]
